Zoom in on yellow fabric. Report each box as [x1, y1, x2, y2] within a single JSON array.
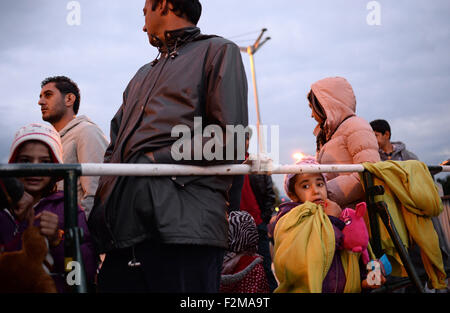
[[361, 160, 447, 289], [340, 251, 361, 293], [273, 202, 360, 293]]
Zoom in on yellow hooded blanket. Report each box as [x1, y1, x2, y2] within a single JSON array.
[[361, 160, 447, 289], [273, 202, 361, 293]]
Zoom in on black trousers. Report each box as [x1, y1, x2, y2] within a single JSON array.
[[97, 241, 224, 293]]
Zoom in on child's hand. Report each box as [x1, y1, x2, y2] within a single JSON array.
[[324, 199, 342, 217], [13, 191, 34, 222], [35, 211, 59, 245]]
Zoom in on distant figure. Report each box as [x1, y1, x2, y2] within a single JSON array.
[[306, 77, 380, 208], [369, 119, 419, 161], [38, 76, 109, 218], [220, 211, 269, 293]]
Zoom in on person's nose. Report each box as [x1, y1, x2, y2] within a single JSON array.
[[311, 185, 320, 195], [143, 25, 147, 33]]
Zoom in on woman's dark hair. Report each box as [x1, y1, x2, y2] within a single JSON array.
[[307, 90, 327, 151], [41, 76, 81, 114], [151, 0, 202, 25]]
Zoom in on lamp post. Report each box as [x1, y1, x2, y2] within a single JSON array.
[[240, 28, 271, 155]]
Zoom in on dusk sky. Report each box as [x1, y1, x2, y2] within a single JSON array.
[[1, 0, 449, 193]]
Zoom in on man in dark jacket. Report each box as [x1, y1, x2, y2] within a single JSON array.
[[89, 0, 248, 293]]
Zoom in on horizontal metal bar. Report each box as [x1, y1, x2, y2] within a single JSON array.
[[0, 164, 81, 177], [80, 163, 366, 176], [1, 163, 449, 177]]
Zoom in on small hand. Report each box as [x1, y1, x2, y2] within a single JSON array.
[[13, 191, 34, 222], [324, 199, 342, 217], [35, 211, 59, 245]]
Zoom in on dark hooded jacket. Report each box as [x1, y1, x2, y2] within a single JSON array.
[[88, 27, 248, 253]]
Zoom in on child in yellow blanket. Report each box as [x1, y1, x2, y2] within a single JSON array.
[[269, 156, 363, 293]]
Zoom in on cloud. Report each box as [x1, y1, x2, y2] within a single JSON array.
[[1, 0, 449, 192]]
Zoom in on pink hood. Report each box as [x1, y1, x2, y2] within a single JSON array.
[[311, 77, 356, 140], [309, 77, 380, 207]]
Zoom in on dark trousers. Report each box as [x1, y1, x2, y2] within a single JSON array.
[[98, 241, 224, 293]]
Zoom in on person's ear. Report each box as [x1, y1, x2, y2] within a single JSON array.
[[287, 192, 299, 203], [64, 93, 75, 108], [386, 131, 391, 140]]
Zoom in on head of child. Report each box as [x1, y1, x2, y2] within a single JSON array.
[[284, 156, 328, 205], [8, 123, 63, 201]]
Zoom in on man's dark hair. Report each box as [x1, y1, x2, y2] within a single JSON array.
[[151, 0, 202, 25], [370, 119, 391, 139], [41, 76, 81, 114]]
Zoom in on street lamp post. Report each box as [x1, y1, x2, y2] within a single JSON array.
[[240, 28, 271, 155]]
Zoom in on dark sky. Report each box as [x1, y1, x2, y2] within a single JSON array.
[[1, 0, 449, 191]]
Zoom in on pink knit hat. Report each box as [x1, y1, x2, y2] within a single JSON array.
[[283, 155, 327, 197], [9, 123, 63, 164]]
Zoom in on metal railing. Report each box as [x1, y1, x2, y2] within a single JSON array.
[[1, 162, 449, 293]]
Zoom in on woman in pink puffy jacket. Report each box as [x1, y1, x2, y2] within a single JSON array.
[[307, 77, 380, 208]]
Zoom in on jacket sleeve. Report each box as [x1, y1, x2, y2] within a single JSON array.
[[76, 124, 109, 217], [260, 175, 276, 224], [205, 42, 249, 163], [326, 125, 380, 207], [152, 41, 249, 165], [104, 97, 125, 164]]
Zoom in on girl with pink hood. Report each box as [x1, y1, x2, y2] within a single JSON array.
[[307, 77, 380, 208]]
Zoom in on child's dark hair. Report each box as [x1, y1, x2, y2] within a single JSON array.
[[370, 119, 391, 139]]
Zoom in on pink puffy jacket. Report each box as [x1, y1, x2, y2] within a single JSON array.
[[311, 77, 380, 207]]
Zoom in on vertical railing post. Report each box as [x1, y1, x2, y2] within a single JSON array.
[[363, 170, 424, 293], [64, 169, 87, 293]]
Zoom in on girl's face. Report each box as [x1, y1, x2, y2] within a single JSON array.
[[309, 102, 324, 124], [288, 173, 327, 205], [14, 141, 53, 197]]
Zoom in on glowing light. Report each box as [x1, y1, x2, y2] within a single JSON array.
[[293, 152, 306, 161]]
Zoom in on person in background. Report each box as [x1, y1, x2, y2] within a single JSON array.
[[306, 77, 380, 209], [220, 211, 269, 293], [39, 76, 109, 218], [0, 123, 97, 292], [370, 119, 449, 292], [369, 119, 419, 161]]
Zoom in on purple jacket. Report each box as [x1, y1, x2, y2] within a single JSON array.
[[269, 202, 347, 293], [0, 191, 97, 292]]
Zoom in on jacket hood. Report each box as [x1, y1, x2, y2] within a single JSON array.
[[391, 141, 406, 152], [311, 77, 356, 140], [59, 115, 94, 137]]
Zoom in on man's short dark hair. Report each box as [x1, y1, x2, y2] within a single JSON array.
[[370, 119, 391, 139], [41, 76, 81, 114], [151, 0, 202, 25]]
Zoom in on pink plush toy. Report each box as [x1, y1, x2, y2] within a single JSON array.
[[340, 202, 370, 264]]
